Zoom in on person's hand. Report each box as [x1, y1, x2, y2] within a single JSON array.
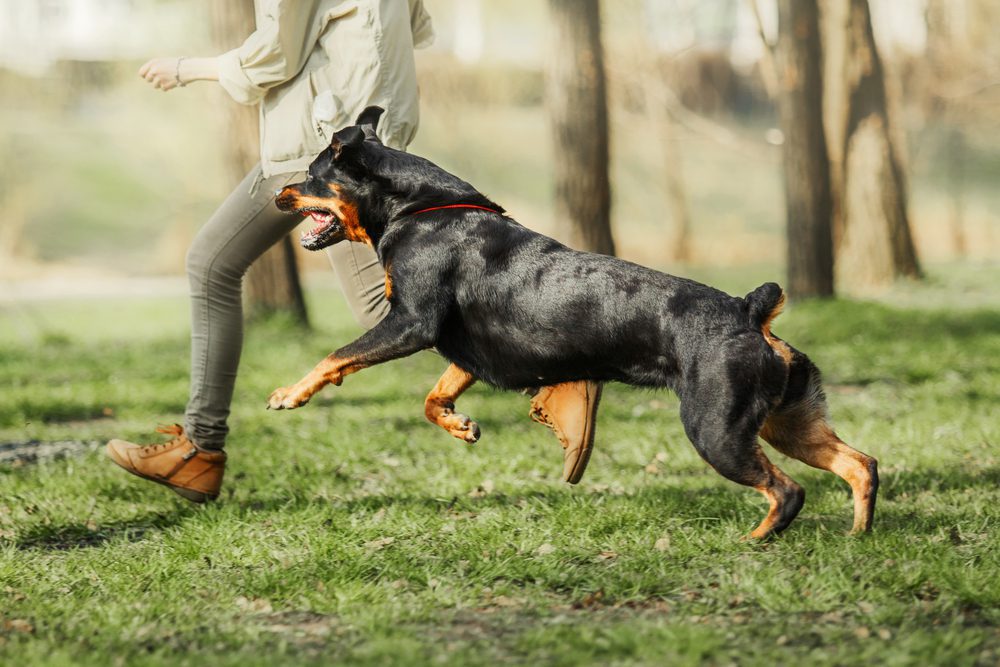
[[138, 57, 185, 91]]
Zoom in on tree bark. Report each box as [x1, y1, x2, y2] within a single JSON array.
[[658, 104, 692, 264], [546, 0, 616, 256], [644, 55, 693, 264], [776, 0, 834, 298], [209, 0, 309, 325], [822, 0, 921, 292]]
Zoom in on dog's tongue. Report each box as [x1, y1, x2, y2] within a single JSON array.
[[307, 211, 334, 233], [302, 211, 335, 246]]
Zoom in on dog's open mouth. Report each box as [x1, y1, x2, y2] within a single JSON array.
[[298, 208, 340, 250]]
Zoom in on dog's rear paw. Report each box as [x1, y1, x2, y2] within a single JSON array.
[[267, 387, 308, 410]]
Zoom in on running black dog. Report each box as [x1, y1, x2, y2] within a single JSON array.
[[267, 107, 878, 539]]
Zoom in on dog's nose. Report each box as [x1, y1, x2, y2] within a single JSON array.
[[273, 188, 284, 197]]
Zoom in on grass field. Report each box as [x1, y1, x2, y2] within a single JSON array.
[[1, 265, 998, 666]]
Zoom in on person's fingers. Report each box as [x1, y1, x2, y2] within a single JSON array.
[[138, 58, 181, 91]]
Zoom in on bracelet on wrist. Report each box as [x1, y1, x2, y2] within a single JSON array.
[[176, 56, 187, 87]]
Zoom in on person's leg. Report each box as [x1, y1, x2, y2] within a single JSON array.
[[184, 166, 306, 449], [108, 165, 305, 502], [325, 241, 390, 330]]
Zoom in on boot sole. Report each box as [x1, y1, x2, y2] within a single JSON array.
[[564, 383, 603, 485]]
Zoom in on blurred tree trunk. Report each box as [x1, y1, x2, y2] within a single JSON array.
[[210, 0, 309, 325], [776, 0, 834, 298], [822, 0, 921, 292], [647, 56, 692, 264], [546, 0, 616, 256], [925, 0, 967, 258], [944, 126, 968, 257], [658, 104, 692, 263]]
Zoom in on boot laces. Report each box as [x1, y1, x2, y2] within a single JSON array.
[[143, 424, 187, 452]]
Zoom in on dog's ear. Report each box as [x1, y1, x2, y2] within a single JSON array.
[[330, 125, 365, 160], [355, 106, 384, 132]]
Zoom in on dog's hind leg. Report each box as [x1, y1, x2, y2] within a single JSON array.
[[691, 433, 805, 540], [424, 363, 480, 443], [759, 357, 878, 533], [761, 414, 877, 533], [680, 380, 804, 540]]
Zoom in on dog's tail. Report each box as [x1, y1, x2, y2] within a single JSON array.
[[745, 282, 791, 362]]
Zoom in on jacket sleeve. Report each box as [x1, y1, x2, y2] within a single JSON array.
[[217, 0, 322, 106], [408, 0, 435, 49]]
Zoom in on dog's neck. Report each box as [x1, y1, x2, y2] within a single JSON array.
[[350, 145, 504, 249], [358, 190, 502, 249]]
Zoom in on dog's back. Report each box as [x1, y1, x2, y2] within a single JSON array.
[[418, 210, 774, 394]]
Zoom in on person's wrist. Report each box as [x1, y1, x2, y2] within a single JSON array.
[[176, 56, 187, 87]]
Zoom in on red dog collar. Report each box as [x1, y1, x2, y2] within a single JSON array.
[[410, 204, 501, 216]]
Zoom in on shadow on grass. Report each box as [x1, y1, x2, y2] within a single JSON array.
[[878, 464, 1000, 496], [12, 464, 995, 551], [227, 461, 1000, 536], [13, 509, 191, 551], [217, 479, 733, 533]]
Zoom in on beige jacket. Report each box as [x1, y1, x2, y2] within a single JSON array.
[[217, 0, 434, 178]]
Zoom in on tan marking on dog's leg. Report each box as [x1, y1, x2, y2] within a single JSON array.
[[384, 261, 393, 301], [761, 413, 878, 533], [267, 355, 368, 410], [424, 363, 480, 443], [748, 448, 805, 540]]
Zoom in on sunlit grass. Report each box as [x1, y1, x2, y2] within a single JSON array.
[[1, 266, 998, 665]]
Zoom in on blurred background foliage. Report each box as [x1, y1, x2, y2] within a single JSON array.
[[0, 0, 998, 286]]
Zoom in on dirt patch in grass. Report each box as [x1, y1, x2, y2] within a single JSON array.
[[0, 439, 101, 466], [257, 610, 349, 641]]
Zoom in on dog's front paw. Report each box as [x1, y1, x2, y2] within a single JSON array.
[[266, 387, 309, 410], [446, 413, 481, 444]]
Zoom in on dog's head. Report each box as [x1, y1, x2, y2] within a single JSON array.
[[277, 106, 503, 251], [275, 107, 388, 251]]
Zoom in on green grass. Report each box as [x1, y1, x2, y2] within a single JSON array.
[[2, 266, 999, 666]]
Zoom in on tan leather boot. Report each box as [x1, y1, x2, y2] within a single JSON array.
[[106, 425, 226, 503], [529, 381, 602, 484]]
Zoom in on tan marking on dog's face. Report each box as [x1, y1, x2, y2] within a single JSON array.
[[282, 185, 371, 246], [327, 185, 369, 245]]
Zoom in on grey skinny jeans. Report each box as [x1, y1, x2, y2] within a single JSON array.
[[184, 164, 389, 449]]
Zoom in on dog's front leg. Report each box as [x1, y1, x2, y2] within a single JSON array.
[[266, 355, 355, 410], [267, 313, 435, 410]]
